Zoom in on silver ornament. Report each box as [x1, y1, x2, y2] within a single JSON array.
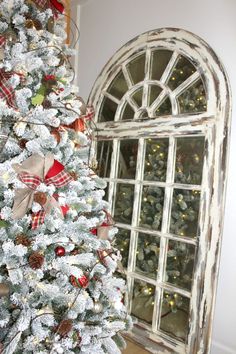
[[92, 301, 103, 314]]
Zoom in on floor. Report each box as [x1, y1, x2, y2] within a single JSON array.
[[123, 340, 150, 354]]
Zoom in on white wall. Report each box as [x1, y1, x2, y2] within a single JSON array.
[[76, 1, 236, 353]]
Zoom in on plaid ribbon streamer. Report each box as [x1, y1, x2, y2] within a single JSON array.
[[45, 169, 73, 187], [33, 0, 64, 17], [82, 105, 95, 121], [0, 70, 24, 109]]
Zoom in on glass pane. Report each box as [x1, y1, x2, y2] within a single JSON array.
[[127, 53, 146, 84], [115, 228, 131, 268], [178, 79, 207, 113], [151, 50, 173, 81], [114, 183, 135, 224], [136, 232, 160, 279], [144, 138, 169, 182], [131, 279, 155, 324], [118, 139, 138, 179], [99, 96, 117, 122], [132, 87, 143, 107], [107, 70, 128, 100], [139, 186, 165, 231], [175, 137, 205, 185], [103, 183, 109, 201], [97, 141, 113, 178], [160, 290, 190, 342], [148, 85, 162, 106], [165, 240, 195, 291], [167, 55, 196, 91], [121, 101, 135, 120], [170, 189, 201, 238], [154, 96, 172, 117]]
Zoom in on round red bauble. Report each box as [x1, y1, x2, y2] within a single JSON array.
[[55, 246, 65, 257]]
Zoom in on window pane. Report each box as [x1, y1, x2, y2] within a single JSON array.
[[151, 50, 173, 81], [114, 183, 135, 224], [167, 55, 196, 90], [154, 96, 172, 116], [139, 186, 165, 231], [170, 189, 201, 238], [160, 290, 190, 342], [178, 79, 207, 113], [144, 138, 169, 182], [115, 228, 131, 268], [99, 96, 117, 122], [121, 101, 135, 120], [132, 87, 143, 107], [136, 232, 160, 279], [127, 53, 146, 84], [148, 85, 162, 106], [118, 139, 138, 179], [103, 183, 109, 201], [107, 70, 128, 100], [165, 240, 195, 291], [131, 279, 155, 324], [175, 136, 205, 185], [97, 140, 113, 178]]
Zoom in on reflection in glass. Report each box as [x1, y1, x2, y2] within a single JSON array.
[[139, 186, 165, 230], [121, 101, 135, 120], [148, 85, 162, 106], [151, 50, 173, 81], [97, 140, 113, 178], [107, 70, 128, 100], [114, 183, 135, 224], [115, 228, 130, 268], [165, 240, 195, 290], [175, 136, 205, 185], [118, 139, 138, 179], [170, 189, 201, 238], [160, 290, 190, 342], [132, 87, 143, 107], [154, 96, 172, 116], [144, 138, 168, 182], [178, 79, 207, 113], [136, 233, 160, 279], [127, 53, 146, 85], [99, 96, 118, 122], [167, 55, 196, 91], [131, 279, 155, 324]]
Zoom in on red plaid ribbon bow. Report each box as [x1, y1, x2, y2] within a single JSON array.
[[0, 70, 24, 109], [33, 0, 64, 18], [63, 106, 95, 133]]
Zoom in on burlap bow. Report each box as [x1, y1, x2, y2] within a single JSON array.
[[12, 153, 72, 229]]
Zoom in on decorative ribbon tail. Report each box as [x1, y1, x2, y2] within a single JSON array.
[[12, 189, 35, 219], [50, 0, 64, 13]]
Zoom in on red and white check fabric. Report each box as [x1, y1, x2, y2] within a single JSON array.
[[19, 173, 41, 190], [0, 70, 17, 109], [45, 170, 73, 188], [82, 106, 95, 121], [31, 210, 46, 230]]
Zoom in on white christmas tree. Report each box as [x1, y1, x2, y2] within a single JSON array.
[[0, 1, 132, 353]]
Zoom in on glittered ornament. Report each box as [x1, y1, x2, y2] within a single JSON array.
[[69, 275, 89, 288], [29, 252, 44, 270], [0, 283, 10, 297], [34, 191, 47, 206], [55, 246, 65, 257], [92, 300, 103, 314]]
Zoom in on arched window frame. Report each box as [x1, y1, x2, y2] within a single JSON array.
[[88, 28, 231, 354]]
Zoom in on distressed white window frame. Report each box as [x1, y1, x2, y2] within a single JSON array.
[[88, 28, 231, 354]]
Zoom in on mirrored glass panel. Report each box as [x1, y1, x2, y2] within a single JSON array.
[[127, 53, 146, 85], [131, 279, 155, 324], [148, 85, 162, 106], [107, 70, 128, 100], [160, 290, 190, 342], [175, 136, 205, 185], [115, 228, 131, 268], [99, 96, 118, 122], [121, 101, 135, 120], [144, 138, 169, 182], [165, 240, 195, 291], [151, 50, 173, 81], [132, 87, 143, 107], [136, 232, 160, 279], [167, 55, 196, 91], [97, 140, 113, 178], [154, 96, 172, 117], [118, 139, 138, 179], [170, 189, 201, 238], [114, 183, 135, 224], [139, 186, 165, 230], [178, 79, 207, 113]]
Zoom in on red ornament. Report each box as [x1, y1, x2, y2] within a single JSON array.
[[55, 246, 65, 257], [69, 275, 89, 288], [44, 74, 56, 81]]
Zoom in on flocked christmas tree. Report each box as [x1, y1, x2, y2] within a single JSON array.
[[0, 1, 132, 353]]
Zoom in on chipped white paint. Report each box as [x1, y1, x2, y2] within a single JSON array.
[[88, 28, 231, 354]]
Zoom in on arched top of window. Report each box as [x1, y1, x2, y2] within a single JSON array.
[[89, 28, 230, 126]]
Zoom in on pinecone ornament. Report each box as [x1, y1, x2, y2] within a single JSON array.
[[57, 319, 73, 337], [29, 252, 44, 270], [15, 234, 32, 247], [34, 192, 47, 206]]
